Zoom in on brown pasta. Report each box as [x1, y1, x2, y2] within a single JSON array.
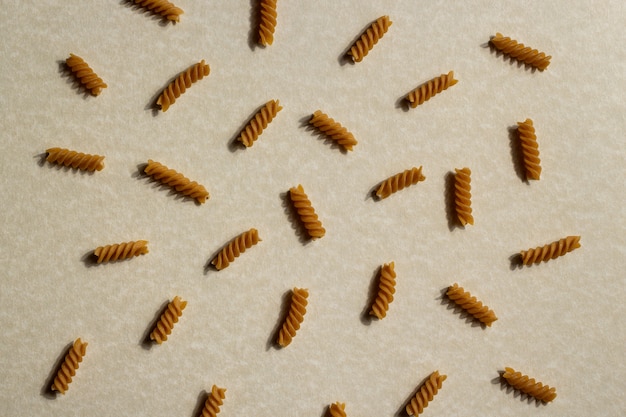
[[258, 0, 277, 46], [502, 367, 557, 402], [211, 228, 261, 270], [238, 100, 283, 147], [517, 118, 541, 180], [490, 33, 551, 71], [329, 402, 346, 417], [289, 184, 326, 239], [150, 296, 187, 344], [369, 262, 396, 320], [277, 287, 309, 347], [157, 60, 210, 112], [201, 385, 227, 417], [454, 167, 473, 226], [46, 147, 105, 172], [376, 166, 425, 199], [446, 283, 497, 326], [51, 338, 88, 395], [65, 54, 107, 96], [309, 110, 357, 151], [132, 0, 183, 22], [520, 236, 581, 265], [406, 71, 457, 108], [406, 371, 447, 416], [144, 159, 210, 203], [93, 240, 148, 264], [347, 15, 393, 63]]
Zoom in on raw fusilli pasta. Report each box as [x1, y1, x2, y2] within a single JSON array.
[[93, 240, 148, 263], [201, 385, 226, 417], [132, 0, 183, 22], [347, 15, 392, 63], [51, 338, 88, 395], [406, 71, 457, 108], [309, 110, 357, 151], [376, 166, 425, 199], [517, 118, 541, 180], [289, 184, 325, 239], [65, 54, 107, 96], [446, 283, 497, 326], [238, 100, 283, 147], [150, 296, 187, 344], [46, 147, 104, 172], [258, 0, 277, 46], [490, 33, 551, 71], [454, 167, 473, 226], [157, 60, 210, 112], [144, 159, 210, 203], [277, 287, 308, 347], [519, 236, 581, 265], [370, 262, 396, 320], [406, 371, 447, 416], [211, 228, 261, 270], [502, 367, 557, 402], [329, 402, 346, 417]]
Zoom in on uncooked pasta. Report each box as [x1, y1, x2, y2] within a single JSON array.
[[329, 402, 346, 417], [157, 60, 210, 112], [211, 228, 261, 270], [132, 0, 183, 22], [376, 166, 425, 199], [406, 71, 457, 108], [277, 287, 308, 347], [502, 367, 557, 402], [289, 184, 325, 239], [347, 15, 392, 63], [93, 240, 148, 263], [65, 54, 107, 96], [520, 236, 581, 265], [237, 100, 283, 147], [150, 296, 187, 344], [454, 167, 473, 226], [51, 338, 88, 395], [490, 33, 551, 71], [258, 0, 277, 46], [446, 283, 497, 326], [309, 110, 357, 151], [517, 118, 541, 180], [144, 159, 210, 203], [201, 385, 226, 417], [46, 147, 104, 172], [370, 262, 396, 320], [406, 371, 447, 416]]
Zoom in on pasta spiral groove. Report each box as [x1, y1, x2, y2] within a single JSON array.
[[502, 367, 557, 402], [406, 71, 457, 108], [520, 236, 581, 265], [150, 296, 187, 344], [329, 402, 346, 417], [406, 371, 447, 416], [46, 147, 104, 172], [211, 228, 261, 270], [517, 118, 541, 180], [238, 100, 283, 147], [65, 54, 107, 96], [144, 159, 210, 203], [347, 15, 392, 62], [277, 287, 309, 347], [93, 240, 148, 263], [454, 167, 474, 226], [51, 338, 88, 395], [309, 110, 357, 151], [376, 166, 425, 199], [490, 33, 551, 71], [446, 283, 497, 326], [201, 385, 227, 417], [132, 0, 183, 22], [369, 262, 396, 320], [289, 184, 326, 239], [157, 60, 210, 112], [258, 0, 277, 46]]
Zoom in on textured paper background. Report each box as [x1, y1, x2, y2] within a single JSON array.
[[0, 1, 625, 416]]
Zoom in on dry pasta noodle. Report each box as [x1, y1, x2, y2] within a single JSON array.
[[132, 0, 183, 22], [150, 296, 187, 344], [277, 287, 308, 347], [329, 402, 346, 417], [51, 338, 88, 395], [144, 159, 210, 203], [211, 228, 261, 270], [258, 0, 278, 46], [289, 184, 325, 239], [490, 33, 551, 71], [376, 166, 425, 199], [520, 236, 581, 265], [406, 71, 457, 108], [517, 118, 541, 180], [46, 147, 105, 172], [309, 110, 357, 151], [502, 367, 557, 402], [201, 385, 226, 417], [370, 262, 396, 320], [347, 15, 392, 63], [238, 100, 283, 147], [157, 60, 210, 112], [406, 371, 447, 416], [65, 54, 107, 96], [93, 240, 148, 263], [446, 283, 497, 326], [453, 167, 473, 226]]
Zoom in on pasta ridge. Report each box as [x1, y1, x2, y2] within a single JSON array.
[[446, 283, 497, 326], [150, 296, 187, 344], [51, 338, 88, 394], [277, 287, 309, 347], [370, 262, 396, 320], [289, 184, 326, 239], [201, 385, 226, 417], [517, 118, 541, 180], [258, 0, 277, 46], [132, 0, 183, 22], [376, 166, 425, 199], [490, 33, 551, 71], [66, 54, 107, 96], [93, 240, 148, 263], [309, 110, 357, 151], [329, 402, 346, 417], [503, 367, 557, 402], [46, 147, 105, 172], [211, 228, 261, 270], [406, 71, 457, 108], [406, 371, 447, 416], [347, 15, 392, 62], [144, 159, 210, 203], [238, 100, 283, 147], [520, 236, 581, 265], [157, 60, 210, 112], [454, 167, 474, 226]]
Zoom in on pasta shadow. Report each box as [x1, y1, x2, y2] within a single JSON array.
[[40, 340, 74, 399], [508, 125, 528, 183], [266, 289, 293, 350], [360, 265, 382, 325], [280, 191, 313, 246], [119, 0, 174, 27], [438, 286, 487, 329], [191, 389, 210, 417], [493, 370, 547, 407], [395, 92, 411, 112], [509, 253, 524, 270], [395, 373, 434, 417], [484, 37, 539, 73], [140, 299, 171, 350], [81, 250, 99, 268], [444, 171, 462, 231], [247, 0, 262, 50]]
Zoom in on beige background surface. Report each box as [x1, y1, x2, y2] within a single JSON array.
[[1, 1, 625, 416]]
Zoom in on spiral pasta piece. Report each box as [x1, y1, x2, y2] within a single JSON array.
[[454, 167, 474, 226], [517, 118, 541, 180], [520, 236, 581, 265], [289, 184, 325, 239], [46, 147, 105, 172], [144, 159, 210, 203], [150, 296, 187, 344], [132, 0, 183, 22], [309, 110, 357, 151], [258, 0, 277, 46], [347, 15, 393, 62], [329, 402, 346, 417], [277, 287, 309, 347], [406, 71, 458, 108], [65, 54, 107, 96], [201, 385, 227, 417], [406, 371, 447, 416], [238, 100, 283, 147], [51, 338, 88, 395], [157, 60, 210, 112], [211, 228, 261, 270], [369, 262, 396, 320], [93, 240, 148, 263], [376, 166, 425, 199], [446, 283, 497, 326], [502, 367, 557, 402], [490, 33, 551, 71]]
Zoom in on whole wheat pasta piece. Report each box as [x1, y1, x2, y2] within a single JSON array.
[[238, 100, 283, 147], [51, 338, 88, 394], [309, 110, 357, 151], [289, 184, 325, 239], [277, 287, 309, 347], [46, 147, 104, 172], [454, 167, 473, 226], [211, 228, 261, 270], [157, 60, 210, 112], [258, 0, 278, 46], [490, 33, 551, 71], [329, 402, 346, 417], [376, 166, 425, 199], [201, 385, 227, 417], [517, 118, 541, 180], [65, 54, 107, 96], [93, 240, 148, 263], [150, 296, 187, 344], [406, 71, 458, 108], [132, 0, 183, 22], [406, 371, 447, 416], [369, 262, 396, 320], [520, 236, 581, 265], [347, 15, 393, 63], [144, 159, 209, 203], [446, 283, 497, 326], [502, 367, 557, 402]]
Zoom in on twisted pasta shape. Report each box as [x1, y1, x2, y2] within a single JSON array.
[[406, 371, 447, 416], [502, 367, 557, 402], [517, 118, 541, 180], [238, 100, 283, 147], [157, 60, 210, 112], [406, 71, 458, 108], [454, 167, 474, 226], [277, 287, 309, 347], [376, 166, 425, 199], [329, 402, 346, 417], [347, 15, 393, 62], [201, 385, 227, 417], [446, 283, 497, 326], [46, 147, 105, 172], [370, 262, 396, 320], [144, 159, 210, 203], [150, 296, 187, 344], [289, 184, 326, 239], [211, 228, 261, 270], [65, 54, 107, 96], [520, 236, 581, 265], [93, 240, 148, 263], [309, 110, 358, 151], [490, 33, 551, 71], [258, 0, 278, 46], [51, 338, 88, 395], [132, 0, 183, 22]]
